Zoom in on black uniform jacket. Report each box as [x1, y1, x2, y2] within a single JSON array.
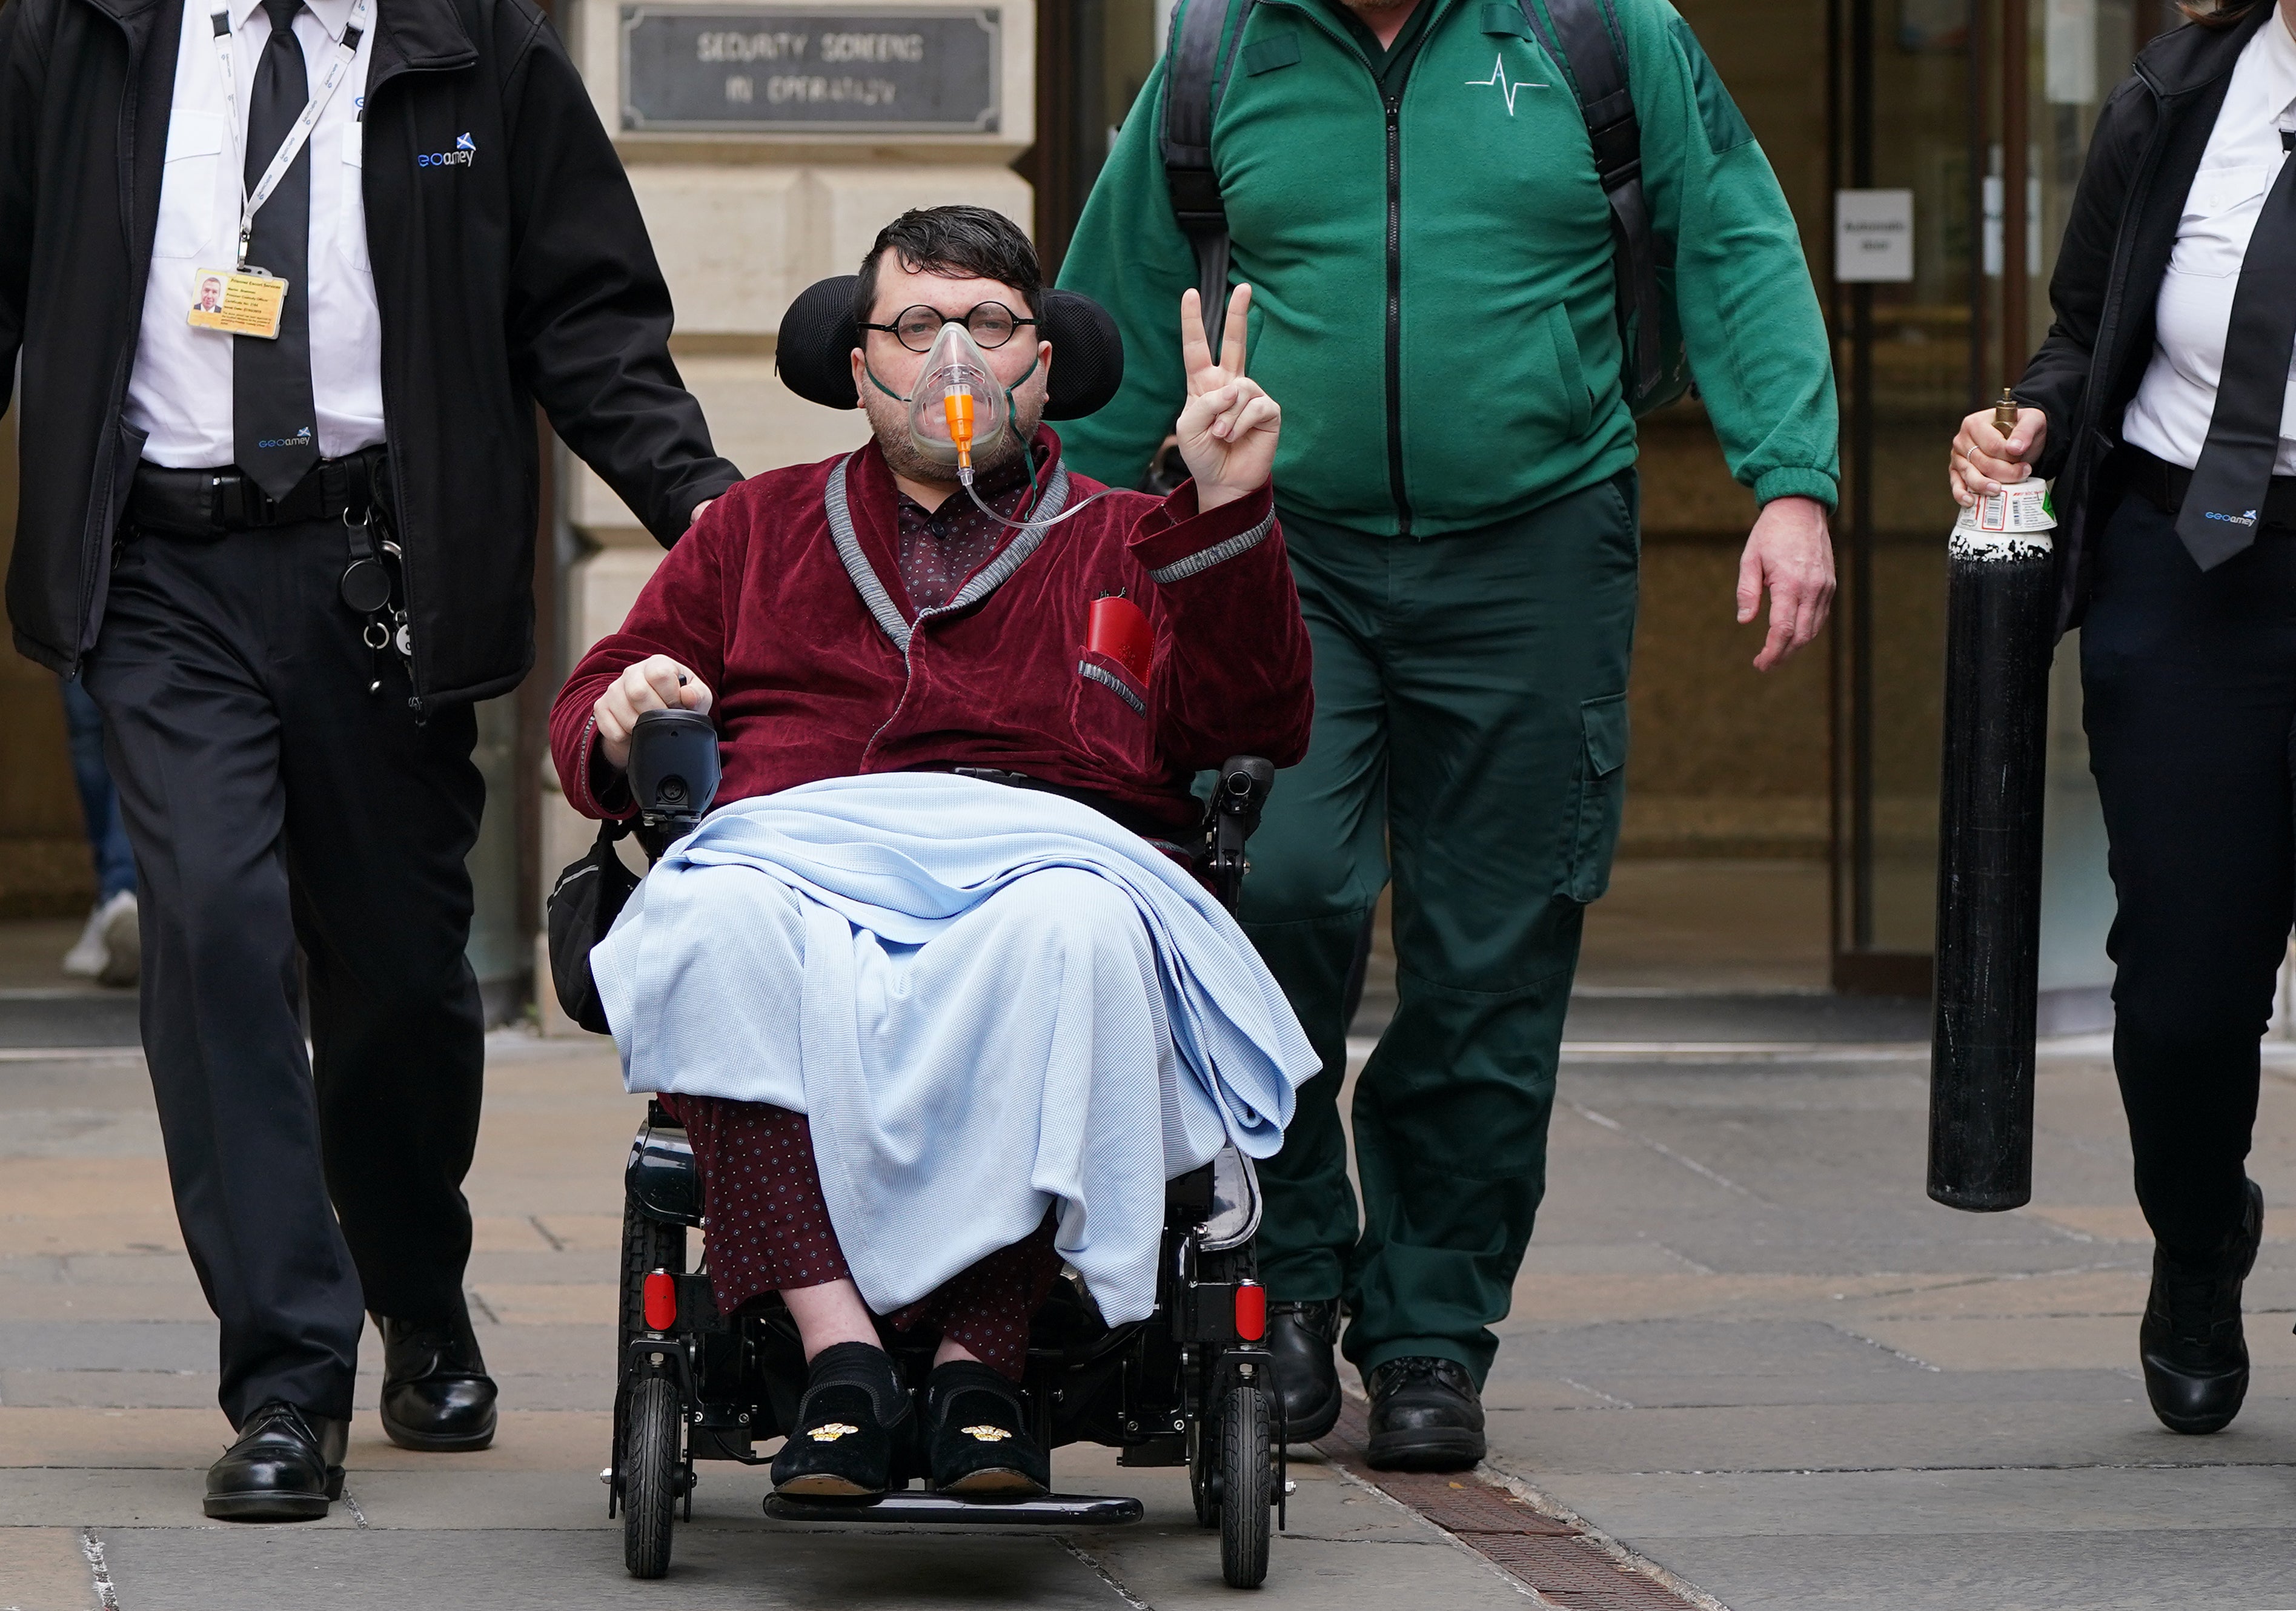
[[2014, 2, 2278, 638], [0, 0, 741, 706]]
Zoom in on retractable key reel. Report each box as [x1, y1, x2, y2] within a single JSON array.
[[339, 508, 411, 695]]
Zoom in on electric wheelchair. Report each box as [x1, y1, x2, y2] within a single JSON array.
[[576, 709, 1291, 1588]]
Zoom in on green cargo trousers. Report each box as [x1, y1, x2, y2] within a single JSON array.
[[1242, 472, 1640, 1384]]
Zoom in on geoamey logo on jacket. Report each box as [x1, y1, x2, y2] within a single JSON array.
[[419, 133, 477, 169]]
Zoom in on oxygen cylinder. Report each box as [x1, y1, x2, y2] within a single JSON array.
[[1928, 391, 2057, 1212]]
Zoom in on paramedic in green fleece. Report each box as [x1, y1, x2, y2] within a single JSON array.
[[1058, 0, 1837, 1470]]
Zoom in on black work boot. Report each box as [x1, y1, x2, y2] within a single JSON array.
[[1266, 1300, 1343, 1443], [377, 1305, 499, 1451], [205, 1401, 348, 1521], [772, 1341, 909, 1497], [2142, 1179, 2264, 1435], [1365, 1356, 1486, 1472], [925, 1360, 1050, 1497]]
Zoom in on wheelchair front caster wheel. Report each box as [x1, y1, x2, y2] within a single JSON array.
[[1218, 1383, 1272, 1589], [623, 1375, 682, 1578]]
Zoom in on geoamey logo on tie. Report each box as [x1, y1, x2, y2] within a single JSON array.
[[2202, 508, 2260, 528], [256, 426, 314, 450], [418, 133, 477, 169]]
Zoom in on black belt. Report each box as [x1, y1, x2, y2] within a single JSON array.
[[128, 448, 389, 538], [2126, 447, 2296, 532], [945, 767, 1187, 845]]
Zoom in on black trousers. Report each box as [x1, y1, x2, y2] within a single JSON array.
[[2083, 489, 2289, 1265], [82, 518, 486, 1427]]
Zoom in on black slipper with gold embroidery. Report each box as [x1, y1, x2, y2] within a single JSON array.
[[924, 1360, 1049, 1497], [770, 1341, 907, 1497]]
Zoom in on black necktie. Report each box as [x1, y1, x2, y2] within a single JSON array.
[[232, 0, 319, 500], [2177, 130, 2296, 571]]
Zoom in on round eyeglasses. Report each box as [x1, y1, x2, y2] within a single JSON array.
[[860, 302, 1037, 353]]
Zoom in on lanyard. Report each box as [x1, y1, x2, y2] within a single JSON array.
[[208, 0, 370, 270]]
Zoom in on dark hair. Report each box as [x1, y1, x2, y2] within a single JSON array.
[[852, 206, 1043, 327], [2177, 0, 2260, 27]]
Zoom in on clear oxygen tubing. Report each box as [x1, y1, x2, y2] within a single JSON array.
[[863, 319, 1127, 531], [960, 437, 1127, 530]]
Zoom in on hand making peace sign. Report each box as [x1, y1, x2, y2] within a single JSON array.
[[1174, 284, 1282, 512]]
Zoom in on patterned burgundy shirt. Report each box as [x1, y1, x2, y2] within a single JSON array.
[[894, 461, 1034, 614]]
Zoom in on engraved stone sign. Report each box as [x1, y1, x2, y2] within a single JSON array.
[[620, 5, 1001, 133]]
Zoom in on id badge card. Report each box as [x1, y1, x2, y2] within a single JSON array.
[[187, 267, 287, 339]]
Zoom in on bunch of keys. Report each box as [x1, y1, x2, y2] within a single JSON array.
[[339, 511, 412, 695]]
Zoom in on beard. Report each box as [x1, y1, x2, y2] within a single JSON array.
[[861, 377, 1049, 489]]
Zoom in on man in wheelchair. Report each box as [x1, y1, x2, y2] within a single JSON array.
[[547, 207, 1318, 1509]]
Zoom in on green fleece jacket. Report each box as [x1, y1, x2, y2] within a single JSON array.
[[1056, 0, 1839, 535]]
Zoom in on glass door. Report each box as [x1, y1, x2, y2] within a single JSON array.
[[1827, 0, 2152, 993], [1828, 0, 1980, 994], [1026, 0, 1163, 276]]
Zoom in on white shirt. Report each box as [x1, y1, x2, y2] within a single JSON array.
[[124, 0, 384, 468], [2123, 7, 2296, 475]]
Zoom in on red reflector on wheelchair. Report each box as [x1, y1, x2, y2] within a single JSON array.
[[643, 1270, 677, 1332], [1235, 1282, 1266, 1341]]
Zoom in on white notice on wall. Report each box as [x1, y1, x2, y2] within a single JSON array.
[[1835, 189, 1916, 283], [2046, 0, 2099, 103]]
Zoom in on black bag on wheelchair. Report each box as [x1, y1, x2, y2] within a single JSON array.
[[546, 707, 725, 1034], [547, 819, 641, 1035]]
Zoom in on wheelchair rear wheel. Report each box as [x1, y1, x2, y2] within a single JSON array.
[[1218, 1384, 1272, 1589], [622, 1374, 682, 1578]]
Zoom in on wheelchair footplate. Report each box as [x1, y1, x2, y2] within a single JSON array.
[[764, 1490, 1144, 1526]]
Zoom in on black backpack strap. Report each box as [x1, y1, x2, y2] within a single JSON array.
[[1161, 0, 1256, 362], [1521, 0, 1663, 395]]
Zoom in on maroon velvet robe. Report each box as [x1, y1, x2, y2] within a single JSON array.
[[545, 432, 1311, 1353], [548, 429, 1313, 825]]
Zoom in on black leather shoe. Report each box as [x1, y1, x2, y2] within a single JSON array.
[[205, 1401, 348, 1521], [1267, 1300, 1343, 1443], [2142, 1179, 2263, 1435], [771, 1341, 907, 1498], [1365, 1356, 1486, 1472], [377, 1307, 499, 1452], [925, 1360, 1049, 1497]]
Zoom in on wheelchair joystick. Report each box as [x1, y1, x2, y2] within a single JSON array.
[[1208, 756, 1275, 911], [628, 708, 722, 839]]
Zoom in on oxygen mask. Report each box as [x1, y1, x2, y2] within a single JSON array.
[[904, 318, 1016, 484], [866, 305, 1120, 530]]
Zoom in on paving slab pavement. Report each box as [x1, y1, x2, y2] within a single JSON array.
[[1479, 1035, 2296, 1611], [4, 1019, 2295, 1609], [0, 1040, 1544, 1611]]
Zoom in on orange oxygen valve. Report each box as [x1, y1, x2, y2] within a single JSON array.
[[943, 386, 977, 479]]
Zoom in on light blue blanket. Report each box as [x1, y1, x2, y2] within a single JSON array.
[[591, 773, 1319, 1325]]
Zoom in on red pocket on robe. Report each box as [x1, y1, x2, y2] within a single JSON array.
[[1087, 594, 1153, 686]]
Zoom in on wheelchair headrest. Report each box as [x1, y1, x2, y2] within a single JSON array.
[[775, 274, 1125, 420]]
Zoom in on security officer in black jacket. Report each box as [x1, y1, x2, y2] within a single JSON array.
[[0, 0, 739, 1520], [1954, 0, 2294, 1441]]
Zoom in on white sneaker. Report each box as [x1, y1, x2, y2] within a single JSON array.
[[61, 901, 110, 978], [93, 891, 139, 988]]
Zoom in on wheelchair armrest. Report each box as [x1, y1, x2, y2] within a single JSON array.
[[626, 1100, 704, 1226], [628, 707, 722, 841], [1206, 756, 1275, 911], [1164, 1146, 1261, 1251]]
